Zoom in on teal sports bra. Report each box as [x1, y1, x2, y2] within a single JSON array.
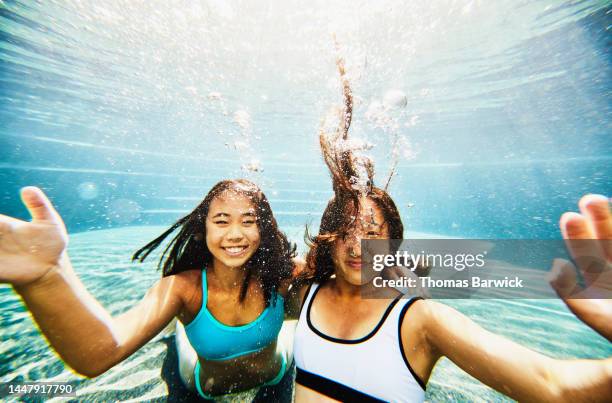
[[184, 269, 285, 361]]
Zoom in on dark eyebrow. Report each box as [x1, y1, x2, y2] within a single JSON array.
[[211, 212, 256, 219]]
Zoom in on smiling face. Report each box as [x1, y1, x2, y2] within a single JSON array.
[[205, 191, 261, 271], [332, 197, 389, 286]]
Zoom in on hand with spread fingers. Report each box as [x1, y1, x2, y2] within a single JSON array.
[[0, 187, 68, 286], [549, 194, 612, 341]]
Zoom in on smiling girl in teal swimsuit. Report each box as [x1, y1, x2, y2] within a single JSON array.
[[0, 179, 297, 400]]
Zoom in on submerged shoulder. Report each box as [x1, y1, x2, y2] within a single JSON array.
[[398, 298, 439, 335], [398, 297, 428, 319], [165, 270, 201, 301], [173, 269, 201, 282], [401, 299, 452, 321], [400, 299, 466, 341]]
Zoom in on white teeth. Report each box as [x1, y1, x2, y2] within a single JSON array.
[[225, 246, 246, 254]]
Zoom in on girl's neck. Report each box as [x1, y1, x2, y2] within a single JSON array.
[[329, 275, 383, 301], [327, 278, 399, 319], [329, 276, 363, 300], [209, 260, 248, 292]]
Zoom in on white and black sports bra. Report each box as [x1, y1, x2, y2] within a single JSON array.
[[294, 283, 426, 403]]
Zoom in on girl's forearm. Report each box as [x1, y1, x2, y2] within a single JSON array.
[[14, 254, 121, 377], [551, 358, 612, 402]]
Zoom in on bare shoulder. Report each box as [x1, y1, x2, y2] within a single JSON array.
[[401, 299, 471, 347], [399, 298, 450, 340], [399, 298, 429, 326], [173, 269, 201, 284], [164, 270, 201, 304], [405, 299, 455, 323]]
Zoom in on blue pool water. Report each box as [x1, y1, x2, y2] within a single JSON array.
[[1, 0, 611, 401]]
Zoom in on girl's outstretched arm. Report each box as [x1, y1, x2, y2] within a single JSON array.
[[1, 187, 187, 377], [407, 299, 612, 402]]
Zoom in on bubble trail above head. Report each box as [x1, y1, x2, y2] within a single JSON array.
[[383, 89, 407, 109], [318, 40, 376, 201], [233, 110, 251, 130]]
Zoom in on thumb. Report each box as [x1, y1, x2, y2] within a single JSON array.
[[20, 186, 61, 223], [547, 258, 581, 298]]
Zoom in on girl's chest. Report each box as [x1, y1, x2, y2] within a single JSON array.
[[206, 290, 267, 326], [310, 298, 388, 340]]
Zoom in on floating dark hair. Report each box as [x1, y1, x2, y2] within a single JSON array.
[[304, 56, 405, 284]]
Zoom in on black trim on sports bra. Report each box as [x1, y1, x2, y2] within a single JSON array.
[[306, 285, 402, 344], [296, 367, 386, 403], [398, 297, 427, 390]]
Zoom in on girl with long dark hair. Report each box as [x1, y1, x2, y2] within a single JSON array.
[[0, 179, 298, 400]]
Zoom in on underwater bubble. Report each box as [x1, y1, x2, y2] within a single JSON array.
[[352, 95, 364, 107], [340, 137, 374, 152], [107, 199, 141, 224], [365, 99, 385, 120], [77, 182, 99, 200], [365, 99, 396, 129], [241, 159, 263, 173], [397, 136, 418, 160], [383, 89, 407, 109], [233, 110, 251, 130], [350, 155, 373, 193], [233, 140, 249, 151], [208, 92, 222, 101], [405, 115, 420, 127]]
